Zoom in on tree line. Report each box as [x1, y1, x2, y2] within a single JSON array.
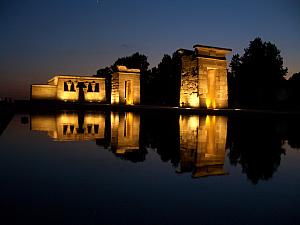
[[95, 37, 300, 109]]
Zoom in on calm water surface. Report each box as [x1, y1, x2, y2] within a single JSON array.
[[0, 110, 300, 225]]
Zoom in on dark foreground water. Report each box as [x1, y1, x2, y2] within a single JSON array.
[[0, 110, 300, 225]]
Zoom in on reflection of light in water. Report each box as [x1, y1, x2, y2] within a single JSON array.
[[179, 115, 228, 177], [31, 112, 106, 141], [111, 112, 140, 154], [180, 115, 199, 130]]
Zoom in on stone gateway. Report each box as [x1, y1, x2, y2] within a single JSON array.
[[178, 44, 231, 109]]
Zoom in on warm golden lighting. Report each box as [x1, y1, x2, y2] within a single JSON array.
[[111, 66, 140, 105], [189, 94, 200, 108], [207, 69, 216, 109], [31, 75, 106, 102], [179, 115, 228, 178], [179, 44, 231, 109], [111, 112, 140, 154], [212, 101, 216, 109], [206, 98, 211, 108], [31, 112, 106, 141]]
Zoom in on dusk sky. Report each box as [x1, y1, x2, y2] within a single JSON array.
[[0, 0, 299, 99]]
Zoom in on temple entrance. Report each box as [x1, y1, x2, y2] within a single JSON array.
[[77, 82, 85, 102], [124, 80, 133, 105], [207, 69, 216, 109]]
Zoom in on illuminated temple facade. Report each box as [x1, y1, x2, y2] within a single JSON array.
[[31, 75, 106, 102], [31, 66, 140, 104], [178, 44, 232, 109]]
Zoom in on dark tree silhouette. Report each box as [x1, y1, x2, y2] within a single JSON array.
[[95, 66, 113, 103], [94, 52, 150, 104], [147, 53, 181, 105], [228, 54, 241, 107], [112, 52, 149, 73], [286, 72, 300, 109], [139, 112, 180, 166], [289, 72, 300, 82], [229, 37, 288, 108], [227, 116, 285, 184], [229, 54, 241, 78]]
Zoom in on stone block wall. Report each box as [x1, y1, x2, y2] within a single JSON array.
[[31, 76, 106, 102], [118, 73, 140, 105], [56, 77, 106, 102], [198, 58, 228, 108], [31, 85, 57, 100], [111, 73, 120, 104], [180, 55, 199, 107], [111, 66, 140, 105], [179, 45, 231, 109]]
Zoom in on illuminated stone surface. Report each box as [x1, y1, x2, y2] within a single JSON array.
[[178, 45, 231, 108], [111, 66, 140, 105], [31, 75, 106, 102], [179, 115, 228, 177]]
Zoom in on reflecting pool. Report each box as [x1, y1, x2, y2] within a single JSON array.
[[0, 110, 300, 225]]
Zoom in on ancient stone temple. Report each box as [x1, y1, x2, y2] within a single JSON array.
[[31, 65, 141, 104], [111, 66, 140, 105], [178, 44, 231, 108], [31, 75, 106, 102]]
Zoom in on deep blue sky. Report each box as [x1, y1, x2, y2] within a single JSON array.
[[0, 0, 299, 99]]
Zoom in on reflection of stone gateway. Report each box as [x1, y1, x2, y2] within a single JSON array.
[[110, 112, 140, 154], [179, 115, 228, 178]]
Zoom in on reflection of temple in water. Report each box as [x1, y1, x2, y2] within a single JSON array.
[[179, 115, 228, 177], [30, 111, 228, 171], [110, 112, 142, 160], [30, 112, 106, 141], [30, 112, 145, 162], [30, 111, 142, 160]]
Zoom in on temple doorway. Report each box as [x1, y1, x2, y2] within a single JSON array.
[[207, 69, 216, 108], [124, 80, 133, 105]]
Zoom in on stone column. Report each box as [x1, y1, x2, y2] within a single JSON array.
[[91, 81, 96, 92], [67, 80, 72, 91]]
